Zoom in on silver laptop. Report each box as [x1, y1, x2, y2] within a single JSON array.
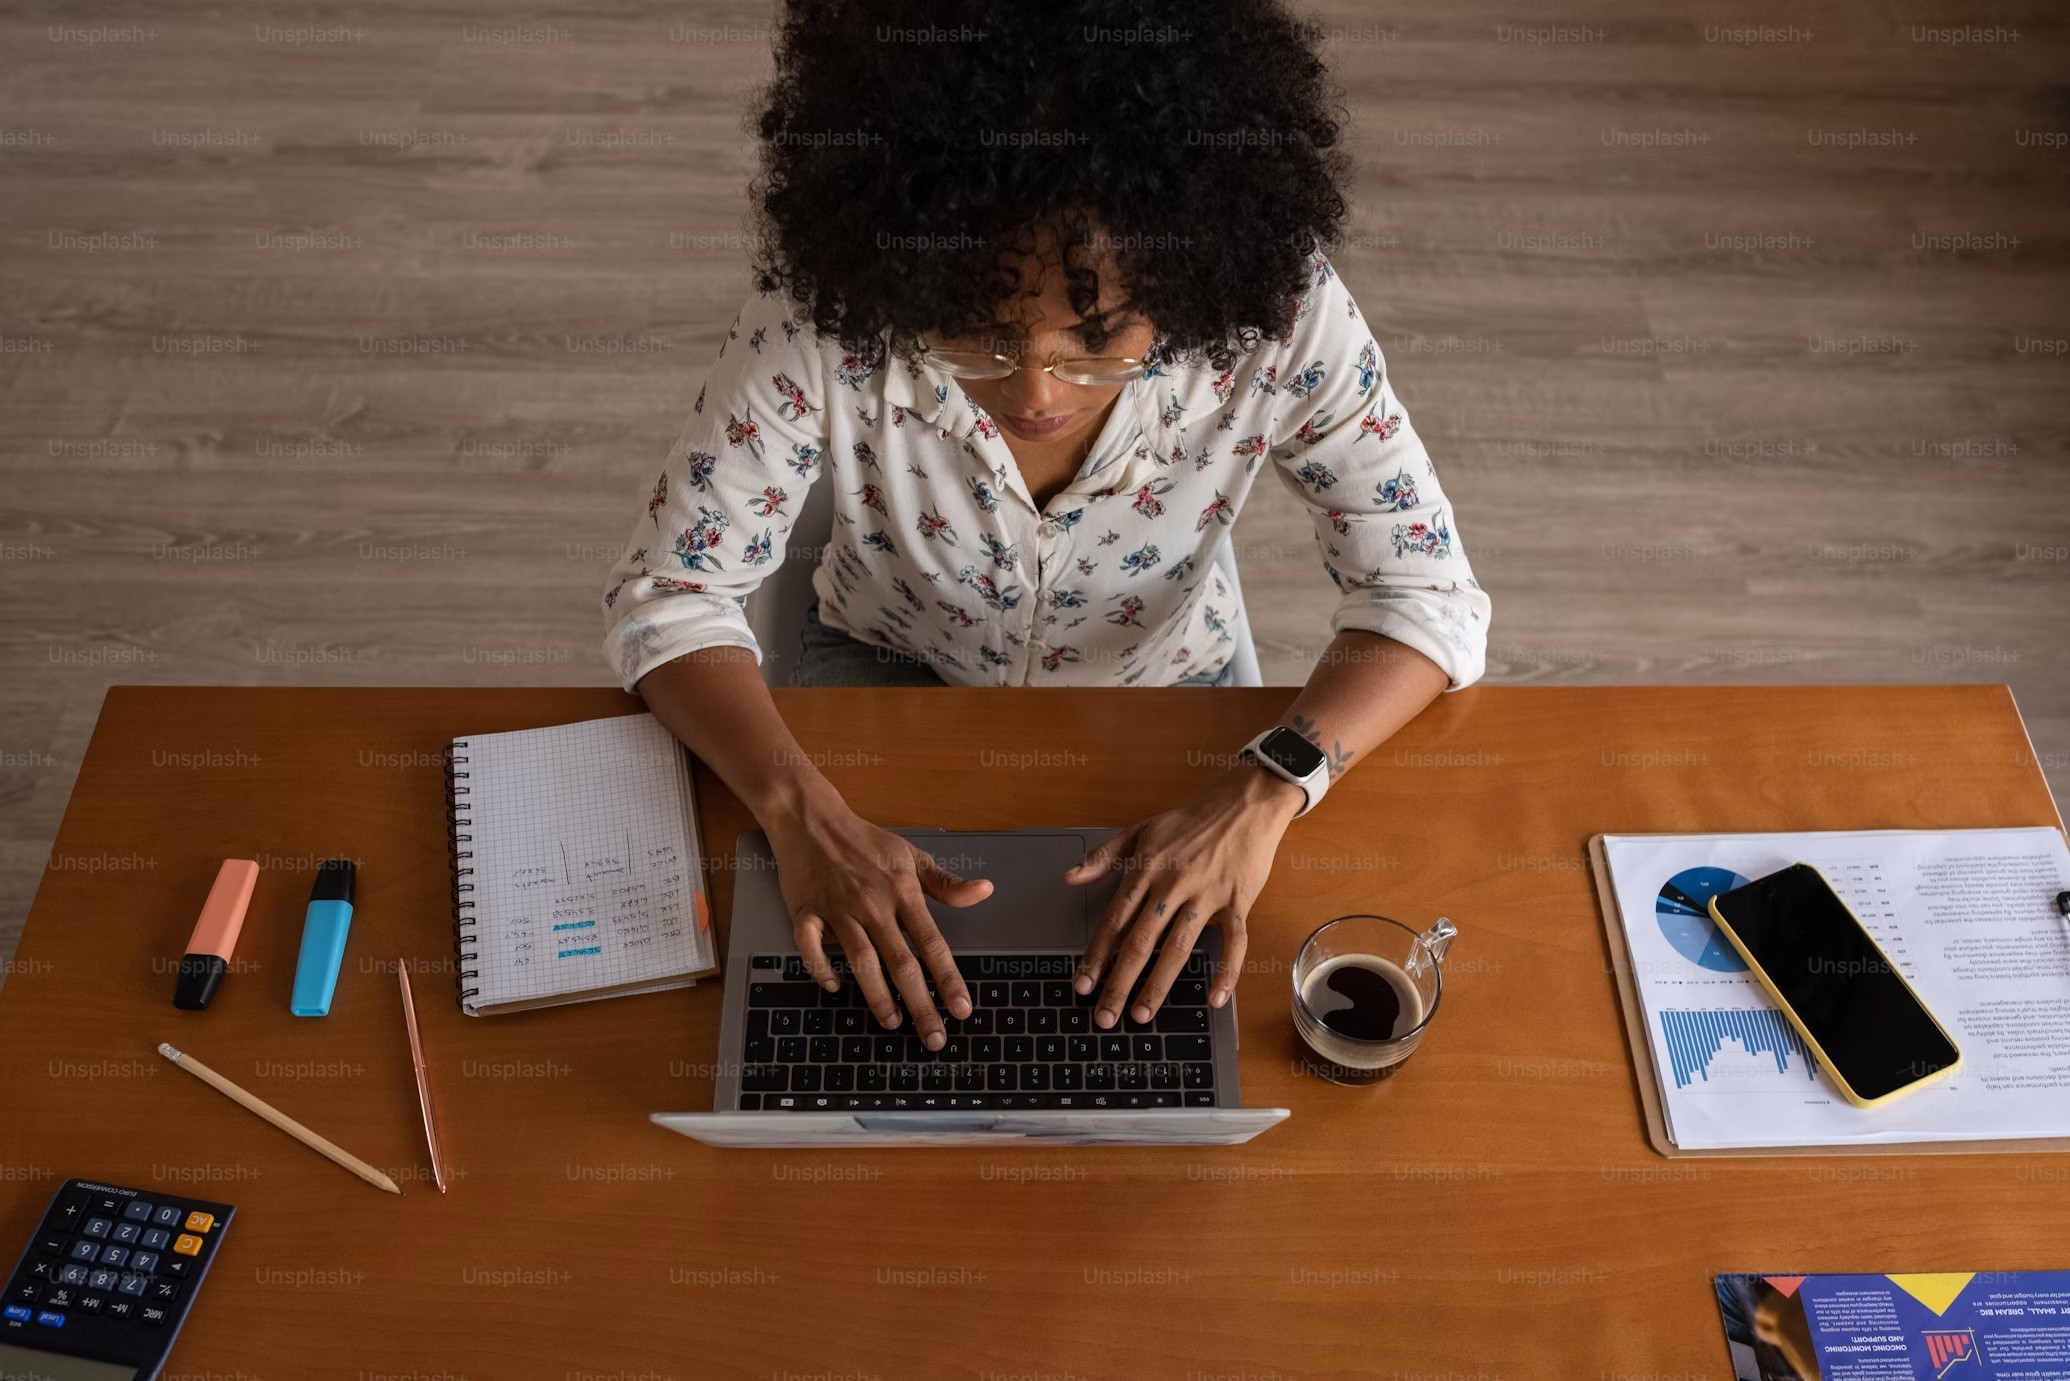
[[653, 828, 1289, 1146]]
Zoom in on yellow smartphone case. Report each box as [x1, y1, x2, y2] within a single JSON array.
[[1707, 864, 1962, 1110]]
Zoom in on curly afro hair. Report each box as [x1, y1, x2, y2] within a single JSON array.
[[751, 0, 1350, 366]]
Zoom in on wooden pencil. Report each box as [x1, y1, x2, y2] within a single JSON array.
[[158, 1042, 403, 1195]]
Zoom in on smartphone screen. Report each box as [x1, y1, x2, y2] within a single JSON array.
[[1709, 864, 1958, 1102]]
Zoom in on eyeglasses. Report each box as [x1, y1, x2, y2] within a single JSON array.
[[920, 346, 1150, 386]]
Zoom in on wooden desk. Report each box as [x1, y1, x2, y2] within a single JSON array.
[[2, 685, 2063, 1379]]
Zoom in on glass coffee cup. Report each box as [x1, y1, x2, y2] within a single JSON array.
[[1291, 914, 1457, 1085]]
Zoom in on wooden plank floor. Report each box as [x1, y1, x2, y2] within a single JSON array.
[[3, 0, 2066, 973]]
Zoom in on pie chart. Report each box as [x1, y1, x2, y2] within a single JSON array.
[[1655, 866, 1750, 972]]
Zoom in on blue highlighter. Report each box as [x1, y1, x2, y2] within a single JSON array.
[[291, 860, 357, 1016]]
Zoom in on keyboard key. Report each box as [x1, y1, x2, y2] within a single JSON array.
[[87, 1270, 117, 1292], [835, 1010, 865, 1035], [1011, 981, 1041, 1006], [1021, 1064, 1050, 1090], [790, 1066, 822, 1092], [1005, 1037, 1033, 1062], [141, 1229, 170, 1251], [129, 1252, 158, 1274], [963, 1009, 993, 1034], [150, 1206, 183, 1229], [1117, 1063, 1148, 1090], [985, 1063, 1017, 1091], [35, 1309, 65, 1327], [69, 1241, 98, 1263], [769, 1009, 802, 1037], [890, 1065, 920, 1092], [1043, 981, 1073, 1007], [955, 1064, 985, 1091], [745, 1037, 775, 1062], [1068, 1035, 1096, 1061], [777, 1037, 807, 1063], [161, 1259, 191, 1279], [1036, 1036, 1065, 1062], [903, 1036, 933, 1063], [1164, 1035, 1211, 1062], [997, 1009, 1026, 1034], [2, 1304, 29, 1323], [121, 1201, 155, 1223], [35, 1234, 65, 1257], [922, 1065, 952, 1091], [1028, 1008, 1057, 1033], [809, 1036, 839, 1063], [742, 1064, 788, 1092], [749, 982, 820, 1008], [82, 1218, 111, 1240], [149, 1278, 181, 1303], [1053, 1063, 1082, 1090], [104, 1298, 136, 1321], [874, 1036, 902, 1062], [1132, 1036, 1161, 1061], [59, 1265, 89, 1286], [823, 1066, 855, 1092], [1187, 1091, 1216, 1106], [1173, 979, 1208, 1006], [183, 1211, 213, 1236], [803, 1009, 832, 1036], [1099, 1036, 1129, 1062], [141, 1303, 171, 1327], [968, 1036, 999, 1062], [978, 981, 1009, 1007], [43, 1287, 75, 1310], [111, 1222, 141, 1245], [1156, 1006, 1210, 1033], [1061, 1009, 1089, 1033], [1150, 1062, 1182, 1090], [939, 1037, 968, 1062], [1183, 1063, 1215, 1089], [1085, 1064, 1115, 1090], [118, 1274, 149, 1297], [737, 1093, 762, 1109], [840, 1036, 872, 1063]]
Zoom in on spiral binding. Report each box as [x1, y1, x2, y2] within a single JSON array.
[[445, 742, 478, 1010]]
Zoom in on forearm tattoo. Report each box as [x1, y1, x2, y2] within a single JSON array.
[[1287, 713, 1355, 780]]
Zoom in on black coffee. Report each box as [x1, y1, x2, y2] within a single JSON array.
[[1306, 956, 1422, 1042]]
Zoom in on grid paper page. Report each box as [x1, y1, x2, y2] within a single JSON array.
[[457, 714, 712, 1012]]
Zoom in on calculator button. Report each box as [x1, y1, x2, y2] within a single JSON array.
[[98, 1246, 128, 1268], [24, 1261, 56, 1284], [172, 1235, 204, 1257], [69, 1241, 100, 1262], [141, 1229, 170, 1250], [129, 1252, 158, 1274], [121, 1200, 155, 1222], [76, 1293, 106, 1314], [151, 1206, 183, 1229], [148, 1278, 180, 1304], [2, 1304, 28, 1323], [86, 1270, 118, 1292], [58, 1266, 89, 1286], [183, 1211, 215, 1234], [103, 1298, 136, 1322], [42, 1287, 73, 1310], [140, 1303, 171, 1327], [34, 1309, 66, 1327], [111, 1222, 142, 1245], [117, 1274, 149, 1297], [161, 1258, 192, 1279], [36, 1234, 67, 1257], [82, 1218, 112, 1240], [87, 1194, 124, 1218], [7, 1281, 38, 1304]]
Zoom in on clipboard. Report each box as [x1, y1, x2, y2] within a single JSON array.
[[1588, 832, 2070, 1159]]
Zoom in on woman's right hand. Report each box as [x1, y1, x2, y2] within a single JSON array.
[[764, 792, 990, 1050]]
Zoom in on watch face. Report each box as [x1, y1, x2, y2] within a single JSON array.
[[1260, 727, 1327, 780]]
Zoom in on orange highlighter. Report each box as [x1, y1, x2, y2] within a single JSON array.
[[173, 859, 260, 1010]]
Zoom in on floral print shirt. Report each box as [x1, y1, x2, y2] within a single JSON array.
[[602, 253, 1489, 690]]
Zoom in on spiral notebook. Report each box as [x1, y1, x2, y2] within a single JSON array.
[[445, 713, 717, 1016]]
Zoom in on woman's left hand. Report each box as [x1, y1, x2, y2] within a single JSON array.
[[1065, 763, 1306, 1029]]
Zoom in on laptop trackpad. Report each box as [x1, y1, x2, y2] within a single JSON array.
[[909, 831, 1094, 949]]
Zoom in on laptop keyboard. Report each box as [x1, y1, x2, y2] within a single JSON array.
[[736, 951, 1220, 1112]]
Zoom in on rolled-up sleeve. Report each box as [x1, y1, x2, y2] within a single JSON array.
[[1265, 262, 1491, 689], [601, 286, 831, 690]]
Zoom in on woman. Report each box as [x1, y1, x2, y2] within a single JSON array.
[[602, 0, 1489, 1053]]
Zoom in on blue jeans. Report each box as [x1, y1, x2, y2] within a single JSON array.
[[791, 598, 1233, 687]]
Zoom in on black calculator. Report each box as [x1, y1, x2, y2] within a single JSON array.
[[1, 1179, 233, 1381]]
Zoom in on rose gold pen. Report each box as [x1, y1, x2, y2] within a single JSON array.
[[398, 963, 447, 1193]]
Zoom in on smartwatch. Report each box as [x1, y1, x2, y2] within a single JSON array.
[[1241, 726, 1330, 817]]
